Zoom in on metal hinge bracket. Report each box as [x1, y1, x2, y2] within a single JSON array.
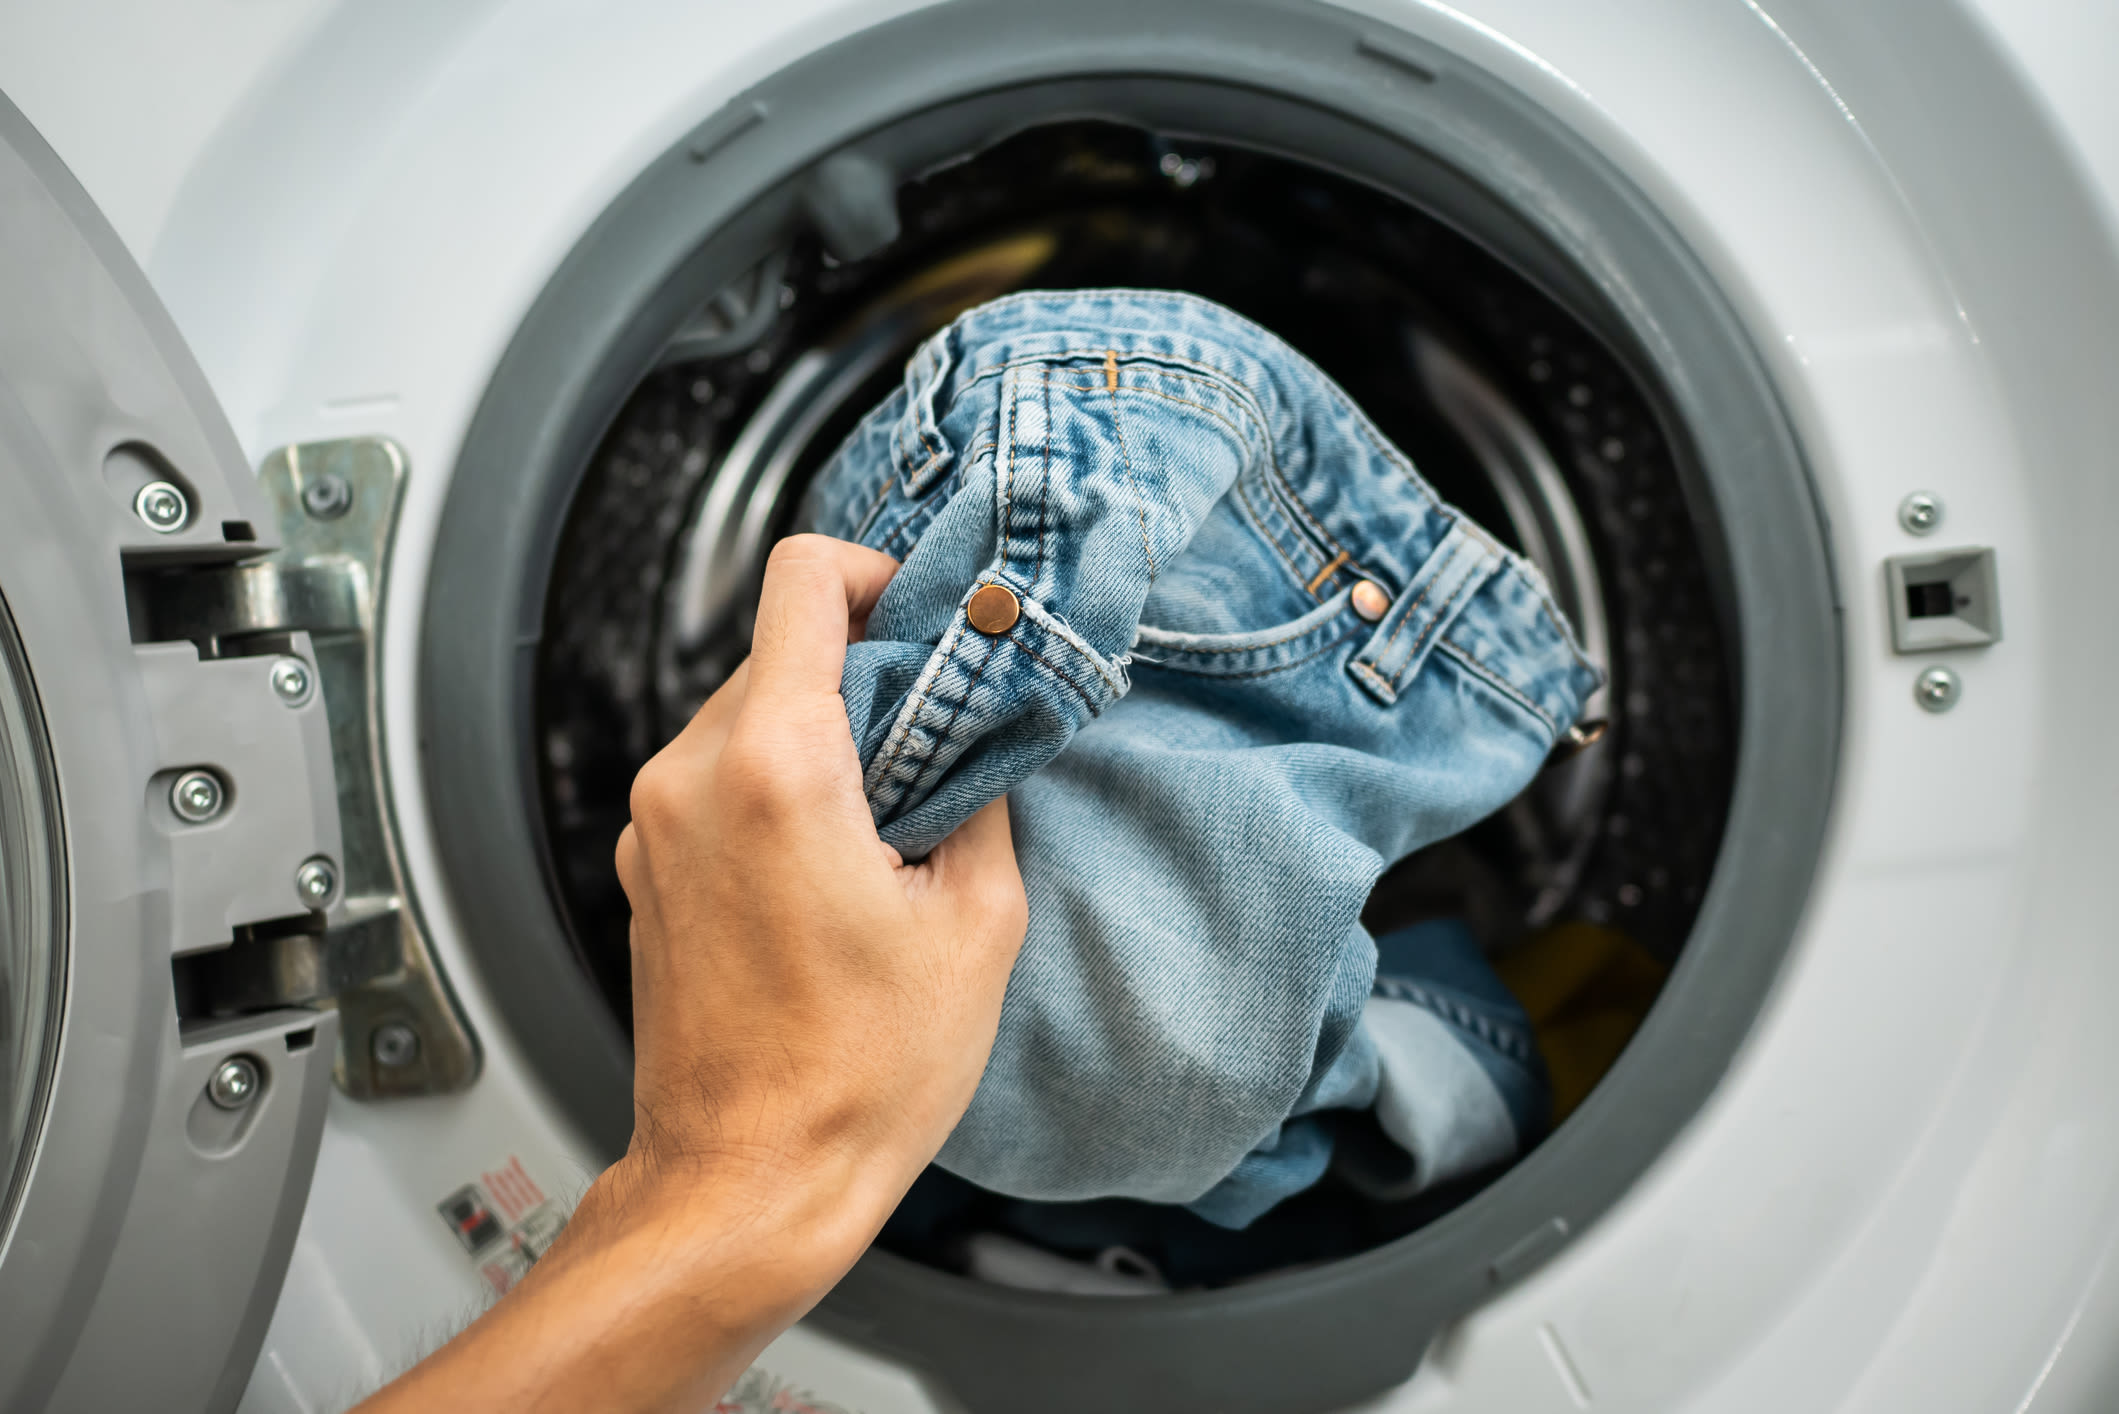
[[137, 438, 478, 1097]]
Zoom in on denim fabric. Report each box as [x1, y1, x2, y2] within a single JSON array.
[[803, 290, 1601, 1227]]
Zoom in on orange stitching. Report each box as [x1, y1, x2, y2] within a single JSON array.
[[1110, 385, 1254, 446], [954, 357, 1269, 449], [1139, 599, 1348, 656], [1037, 367, 1052, 585], [1121, 362, 1347, 564], [938, 314, 1436, 579], [1262, 444, 1345, 563], [1105, 349, 1119, 392], [1102, 381, 1353, 578], [1350, 659, 1398, 700], [1373, 539, 1461, 663], [998, 369, 1020, 571], [897, 629, 1003, 806], [1233, 473, 1315, 589], [943, 338, 1371, 579], [912, 346, 944, 469], [873, 613, 970, 790], [1129, 364, 1388, 565], [1105, 361, 1377, 566], [1102, 370, 1157, 583], [1435, 638, 1557, 735], [1393, 554, 1486, 690], [849, 473, 895, 542], [1305, 549, 1351, 596], [1008, 633, 1102, 713], [1140, 625, 1362, 681]]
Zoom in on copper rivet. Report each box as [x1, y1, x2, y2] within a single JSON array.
[[966, 583, 1020, 635], [1351, 580, 1391, 622]]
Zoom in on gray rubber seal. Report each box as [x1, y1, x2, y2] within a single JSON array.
[[420, 2, 1840, 1409]]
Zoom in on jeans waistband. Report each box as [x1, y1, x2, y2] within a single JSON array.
[[889, 289, 1598, 736]]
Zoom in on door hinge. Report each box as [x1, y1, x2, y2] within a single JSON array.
[[133, 438, 478, 1098]]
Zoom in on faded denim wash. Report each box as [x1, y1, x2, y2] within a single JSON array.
[[803, 290, 1601, 1227]]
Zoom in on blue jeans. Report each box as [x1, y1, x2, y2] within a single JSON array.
[[805, 290, 1600, 1228]]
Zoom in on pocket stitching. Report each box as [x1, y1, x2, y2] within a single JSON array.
[[1135, 599, 1349, 655], [1139, 623, 1363, 681], [1388, 550, 1485, 692], [894, 629, 1006, 811], [868, 611, 973, 798], [1007, 632, 1104, 712], [1434, 638, 1559, 737]]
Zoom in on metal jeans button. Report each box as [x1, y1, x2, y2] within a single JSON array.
[[967, 583, 1021, 635]]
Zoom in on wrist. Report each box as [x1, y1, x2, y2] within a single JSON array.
[[580, 1138, 899, 1305], [371, 1147, 895, 1414]]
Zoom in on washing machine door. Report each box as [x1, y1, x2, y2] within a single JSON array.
[[0, 94, 349, 1413]]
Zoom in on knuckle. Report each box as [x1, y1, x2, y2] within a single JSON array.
[[627, 758, 687, 831], [713, 739, 791, 817]]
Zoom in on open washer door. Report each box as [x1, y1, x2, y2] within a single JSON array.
[[0, 93, 350, 1412]]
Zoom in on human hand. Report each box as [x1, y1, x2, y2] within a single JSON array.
[[355, 534, 1025, 1414], [613, 531, 1028, 1221]]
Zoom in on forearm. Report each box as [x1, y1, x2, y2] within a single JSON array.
[[355, 1153, 891, 1414], [354, 538, 1023, 1411]]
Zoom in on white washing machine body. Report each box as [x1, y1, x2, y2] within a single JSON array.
[[1, 2, 2115, 1411]]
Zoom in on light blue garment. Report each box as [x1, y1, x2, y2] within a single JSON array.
[[804, 290, 1600, 1228]]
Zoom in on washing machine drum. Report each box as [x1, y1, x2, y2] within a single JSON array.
[[0, 96, 355, 1411], [416, 5, 1840, 1411]]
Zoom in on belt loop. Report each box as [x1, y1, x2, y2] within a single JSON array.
[[1348, 521, 1501, 706], [895, 324, 958, 493]]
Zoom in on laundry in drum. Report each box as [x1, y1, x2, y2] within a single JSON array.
[[802, 289, 1603, 1229]]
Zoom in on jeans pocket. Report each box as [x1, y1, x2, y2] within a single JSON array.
[[1131, 586, 1362, 678]]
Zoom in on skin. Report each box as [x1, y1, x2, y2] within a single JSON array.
[[355, 535, 1029, 1414]]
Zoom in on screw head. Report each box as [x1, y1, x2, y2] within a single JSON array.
[[269, 656, 315, 707], [1898, 491, 1944, 536], [133, 480, 191, 533], [295, 855, 339, 909], [207, 1055, 261, 1110], [371, 1021, 421, 1068], [1915, 665, 1962, 712], [169, 769, 225, 823], [301, 473, 353, 520]]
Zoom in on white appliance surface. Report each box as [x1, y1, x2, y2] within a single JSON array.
[[3, 1, 2115, 1410]]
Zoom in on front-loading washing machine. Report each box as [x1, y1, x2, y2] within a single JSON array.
[[1, 1, 2116, 1410]]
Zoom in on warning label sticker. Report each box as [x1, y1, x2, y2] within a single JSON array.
[[713, 1369, 856, 1414], [435, 1160, 862, 1412], [434, 1155, 566, 1298]]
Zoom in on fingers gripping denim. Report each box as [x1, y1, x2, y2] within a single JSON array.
[[805, 291, 1602, 1228]]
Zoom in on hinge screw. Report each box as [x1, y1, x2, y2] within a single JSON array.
[[207, 1055, 261, 1110], [371, 1021, 421, 1068], [1898, 491, 1943, 536], [269, 656, 316, 707], [295, 855, 340, 909], [134, 480, 191, 533], [170, 769, 225, 822], [1915, 665, 1962, 712], [301, 473, 353, 520]]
